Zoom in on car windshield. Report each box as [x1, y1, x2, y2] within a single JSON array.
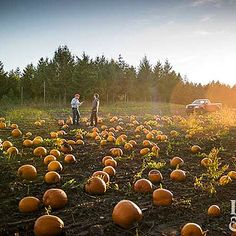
[[193, 100, 208, 104]]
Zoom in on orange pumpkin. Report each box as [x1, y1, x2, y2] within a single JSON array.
[[153, 188, 173, 206], [104, 158, 117, 168], [170, 169, 186, 182], [48, 161, 63, 172], [2, 141, 13, 150], [133, 179, 153, 193], [44, 155, 57, 165], [0, 122, 7, 129], [219, 175, 232, 186], [102, 156, 113, 165], [191, 145, 201, 154], [200, 158, 212, 167], [170, 157, 184, 168], [34, 215, 64, 236], [103, 166, 116, 177], [228, 171, 236, 180], [124, 143, 133, 150], [64, 154, 76, 164], [49, 149, 61, 158], [34, 147, 47, 157], [207, 205, 221, 217], [60, 143, 72, 153], [44, 171, 61, 184], [92, 171, 110, 183], [181, 223, 204, 236], [33, 137, 43, 146], [148, 169, 163, 183], [18, 164, 37, 180], [7, 146, 19, 155], [110, 148, 123, 157], [84, 177, 106, 195], [19, 196, 40, 213], [43, 188, 67, 209], [112, 200, 142, 229], [140, 148, 150, 156], [23, 139, 33, 147], [12, 128, 22, 138]]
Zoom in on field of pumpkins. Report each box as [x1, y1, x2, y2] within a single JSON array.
[[0, 110, 236, 236]]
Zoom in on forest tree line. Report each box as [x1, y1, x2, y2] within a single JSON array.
[[0, 45, 236, 107]]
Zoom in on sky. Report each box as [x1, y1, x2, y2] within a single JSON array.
[[0, 0, 236, 85]]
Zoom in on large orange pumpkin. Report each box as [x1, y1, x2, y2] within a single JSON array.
[[43, 188, 67, 209], [18, 164, 37, 180], [84, 177, 106, 195], [153, 188, 173, 206], [19, 196, 40, 213], [140, 148, 150, 156], [112, 200, 142, 229], [34, 215, 64, 236]]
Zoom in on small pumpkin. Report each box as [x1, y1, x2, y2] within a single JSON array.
[[43, 188, 67, 209], [170, 157, 184, 167], [148, 169, 163, 183], [64, 154, 76, 164], [12, 128, 22, 138], [23, 139, 33, 147], [18, 164, 37, 180], [153, 188, 173, 206], [207, 205, 221, 217], [50, 149, 61, 158], [84, 177, 106, 195], [34, 215, 64, 236], [133, 178, 153, 193], [191, 145, 201, 154], [44, 155, 57, 165], [112, 200, 142, 229], [170, 169, 186, 182], [44, 171, 61, 184], [103, 166, 116, 177], [7, 146, 19, 155], [34, 147, 47, 157], [140, 148, 150, 156], [181, 223, 204, 236], [92, 171, 110, 183], [2, 141, 13, 150], [19, 196, 40, 213], [104, 158, 117, 168], [102, 156, 113, 165], [48, 161, 63, 172]]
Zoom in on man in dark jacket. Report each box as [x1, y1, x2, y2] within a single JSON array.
[[90, 93, 99, 127]]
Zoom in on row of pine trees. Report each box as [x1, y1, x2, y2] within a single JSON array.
[[0, 46, 236, 107]]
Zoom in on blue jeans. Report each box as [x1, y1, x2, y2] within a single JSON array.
[[72, 108, 80, 124]]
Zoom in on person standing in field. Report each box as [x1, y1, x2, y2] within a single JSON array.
[[71, 93, 83, 125], [90, 93, 99, 127]]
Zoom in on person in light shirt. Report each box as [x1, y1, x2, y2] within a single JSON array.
[[71, 94, 83, 125]]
